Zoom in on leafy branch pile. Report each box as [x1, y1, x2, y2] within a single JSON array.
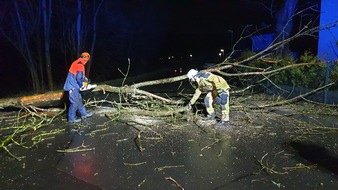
[[0, 106, 65, 160], [237, 50, 338, 89]]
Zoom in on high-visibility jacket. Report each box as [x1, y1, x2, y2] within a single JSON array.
[[190, 71, 230, 104], [63, 58, 86, 91]]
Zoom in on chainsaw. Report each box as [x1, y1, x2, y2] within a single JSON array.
[[80, 78, 97, 91]]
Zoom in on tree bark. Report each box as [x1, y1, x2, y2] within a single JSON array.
[[13, 0, 41, 92], [42, 0, 54, 90], [87, 0, 104, 78], [0, 92, 65, 108]]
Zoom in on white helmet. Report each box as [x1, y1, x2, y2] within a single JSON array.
[[187, 69, 198, 80]]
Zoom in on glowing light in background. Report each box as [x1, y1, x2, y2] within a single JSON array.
[[318, 0, 338, 62]]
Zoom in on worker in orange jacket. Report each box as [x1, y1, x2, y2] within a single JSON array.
[[63, 52, 93, 123]]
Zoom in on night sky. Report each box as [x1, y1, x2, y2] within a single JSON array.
[[94, 1, 268, 63], [0, 0, 319, 97], [115, 1, 268, 56]]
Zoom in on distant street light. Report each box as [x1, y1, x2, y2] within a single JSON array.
[[219, 49, 224, 58]]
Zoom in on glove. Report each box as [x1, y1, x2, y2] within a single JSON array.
[[187, 102, 193, 110], [84, 77, 91, 83], [82, 81, 88, 87], [80, 78, 93, 91]]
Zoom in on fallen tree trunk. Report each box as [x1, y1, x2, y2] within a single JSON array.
[[0, 91, 65, 109], [92, 84, 182, 104], [0, 75, 186, 109]]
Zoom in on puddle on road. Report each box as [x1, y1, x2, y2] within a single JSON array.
[[288, 140, 338, 175]]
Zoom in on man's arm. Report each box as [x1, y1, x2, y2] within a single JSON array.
[[190, 88, 202, 105], [76, 71, 85, 88]]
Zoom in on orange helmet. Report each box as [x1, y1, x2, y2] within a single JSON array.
[[80, 52, 90, 59]]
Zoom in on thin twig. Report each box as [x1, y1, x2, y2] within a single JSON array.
[[165, 176, 185, 190]]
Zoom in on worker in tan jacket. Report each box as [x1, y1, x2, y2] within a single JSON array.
[[187, 69, 230, 126]]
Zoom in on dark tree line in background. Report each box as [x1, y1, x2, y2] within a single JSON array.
[[0, 0, 320, 95], [0, 0, 104, 93]]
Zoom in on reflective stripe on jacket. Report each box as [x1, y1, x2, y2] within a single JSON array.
[[197, 72, 230, 90]]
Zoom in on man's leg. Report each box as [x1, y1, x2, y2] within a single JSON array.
[[203, 92, 215, 120], [68, 89, 79, 122], [74, 91, 88, 117], [216, 91, 230, 126]]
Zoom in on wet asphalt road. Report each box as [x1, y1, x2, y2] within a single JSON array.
[[1, 102, 338, 190]]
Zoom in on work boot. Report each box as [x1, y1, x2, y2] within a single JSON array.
[[216, 120, 230, 126], [202, 112, 215, 121], [82, 112, 93, 119], [200, 113, 216, 125], [69, 118, 81, 123], [221, 114, 229, 122], [81, 113, 93, 119]]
